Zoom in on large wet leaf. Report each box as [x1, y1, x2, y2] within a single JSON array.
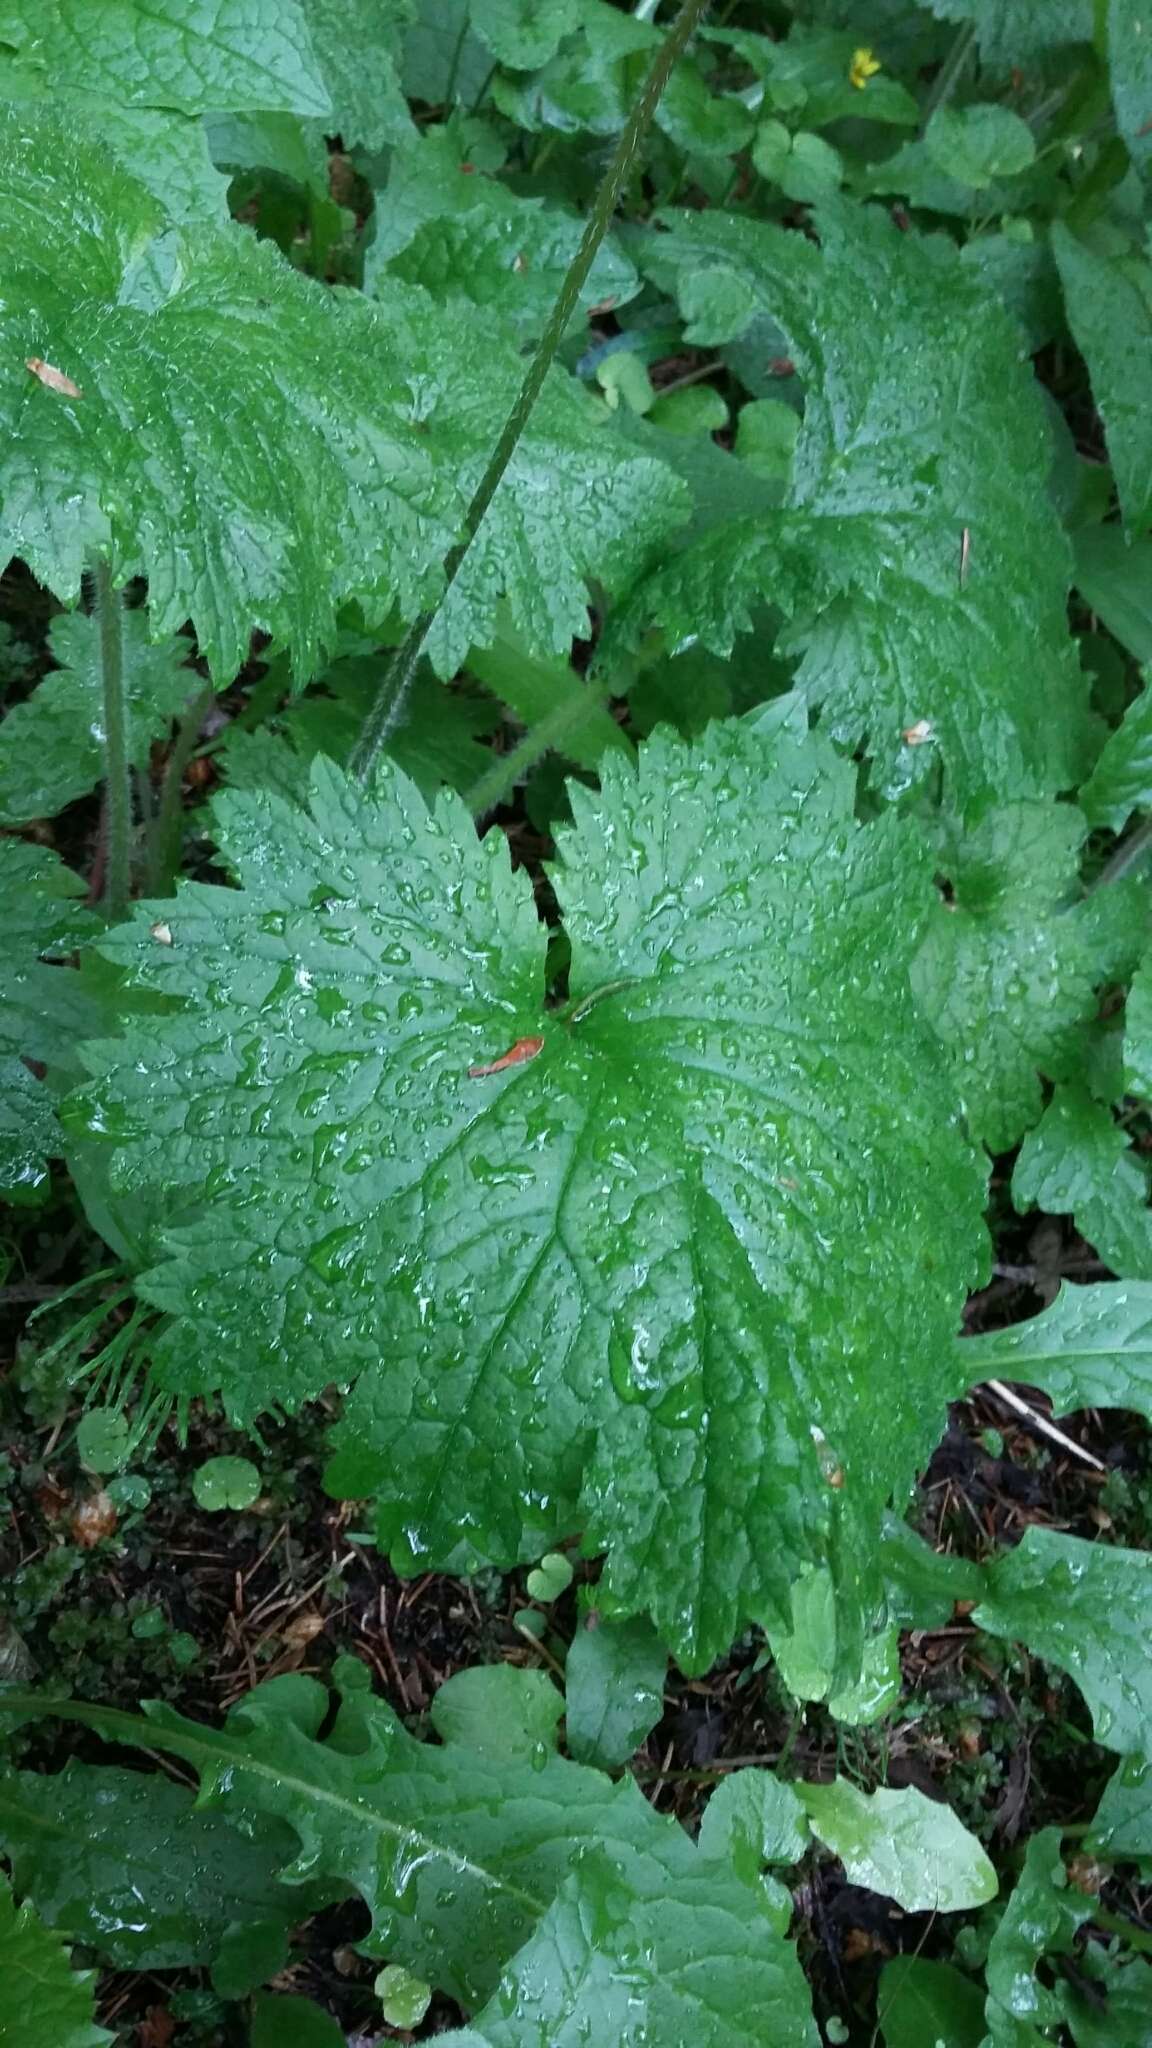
[[0, 107, 681, 680], [613, 202, 1087, 812], [0, 0, 329, 114], [70, 722, 985, 1674], [2, 1668, 816, 2041], [983, 1829, 1091, 2047]]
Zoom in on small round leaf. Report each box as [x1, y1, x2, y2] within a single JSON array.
[[192, 1454, 261, 1512]]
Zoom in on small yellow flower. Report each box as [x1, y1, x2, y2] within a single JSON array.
[[850, 45, 882, 90]]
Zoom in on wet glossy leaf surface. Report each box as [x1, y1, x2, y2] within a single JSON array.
[[72, 724, 985, 1672], [613, 203, 1087, 811], [797, 1778, 997, 1912], [0, 1874, 110, 2047]]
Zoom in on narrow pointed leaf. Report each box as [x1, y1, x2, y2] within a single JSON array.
[[1053, 227, 1152, 538]]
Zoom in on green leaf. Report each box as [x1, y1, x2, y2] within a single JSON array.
[[912, 803, 1103, 1153], [1108, 0, 1152, 169], [698, 1771, 809, 1875], [365, 126, 637, 341], [439, 1845, 816, 2046], [429, 1665, 564, 1760], [564, 1615, 667, 1769], [1064, 1950, 1152, 2048], [1054, 228, 1152, 539], [1082, 681, 1152, 831], [1090, 1752, 1152, 1866], [524, 1550, 573, 1602], [878, 1956, 986, 2048], [0, 1877, 110, 2048], [983, 1828, 1090, 2044], [205, 110, 330, 192], [1013, 1085, 1152, 1280], [403, 0, 492, 106], [0, 0, 330, 115], [925, 103, 1037, 187], [975, 1525, 1152, 1759], [250, 1995, 346, 2048], [375, 1966, 432, 2029], [301, 0, 415, 149], [470, 0, 580, 69], [656, 59, 755, 160], [1127, 948, 1152, 1101], [13, 1669, 817, 2040], [70, 723, 986, 1677], [1074, 531, 1152, 666], [75, 1411, 132, 1476], [0, 840, 100, 1197], [0, 610, 194, 826], [1, 108, 679, 680], [0, 84, 233, 223], [796, 1779, 997, 1912], [192, 1455, 262, 1510], [0, 1761, 305, 1975], [925, 0, 1093, 66], [957, 1282, 1152, 1427], [618, 203, 1087, 812], [489, 0, 655, 135]]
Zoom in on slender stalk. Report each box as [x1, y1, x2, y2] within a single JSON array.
[[464, 685, 628, 817], [1089, 812, 1152, 891], [349, 0, 714, 785], [145, 681, 215, 896], [918, 21, 976, 136], [91, 557, 132, 921]]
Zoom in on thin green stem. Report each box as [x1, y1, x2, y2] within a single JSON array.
[[91, 557, 132, 922], [919, 21, 976, 135], [349, 0, 713, 785], [145, 681, 215, 897], [1089, 813, 1152, 891], [464, 685, 628, 817]]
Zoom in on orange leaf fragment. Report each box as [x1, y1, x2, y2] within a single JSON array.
[[468, 1034, 544, 1079], [25, 356, 82, 398]]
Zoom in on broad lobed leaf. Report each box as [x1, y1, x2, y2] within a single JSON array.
[[610, 203, 1087, 812], [71, 722, 986, 1674], [0, 1875, 110, 2048], [0, 107, 683, 680]]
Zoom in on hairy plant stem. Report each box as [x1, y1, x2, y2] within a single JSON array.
[[1090, 811, 1152, 891], [349, 0, 713, 785], [464, 684, 628, 817], [91, 557, 132, 922], [918, 21, 976, 135], [146, 680, 216, 897]]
